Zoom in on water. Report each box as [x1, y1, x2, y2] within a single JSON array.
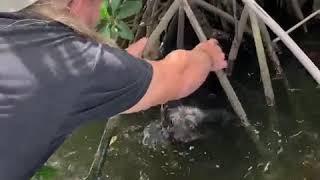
[[43, 30, 320, 180], [42, 58, 320, 180]]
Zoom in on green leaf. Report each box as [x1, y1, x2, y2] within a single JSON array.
[[104, 0, 110, 7], [117, 1, 142, 19], [111, 0, 122, 15], [117, 20, 134, 40], [105, 0, 114, 17], [111, 25, 119, 39], [100, 1, 110, 19], [102, 24, 112, 39]]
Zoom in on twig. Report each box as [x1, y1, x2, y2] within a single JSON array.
[[182, 0, 265, 153], [193, 0, 251, 34], [249, 10, 275, 106], [193, 0, 234, 25], [130, 0, 147, 44], [217, 1, 231, 32], [152, 0, 161, 19], [146, 0, 156, 36], [85, 117, 120, 180], [156, 0, 174, 21], [289, 131, 303, 139], [290, 0, 308, 33], [134, 1, 150, 42], [259, 22, 292, 91], [177, 6, 185, 49], [242, 0, 320, 84], [273, 10, 320, 43], [233, 0, 238, 32], [143, 0, 181, 59], [193, 5, 232, 40], [227, 6, 249, 76], [259, 22, 286, 78], [147, 0, 161, 36], [191, 5, 215, 37]]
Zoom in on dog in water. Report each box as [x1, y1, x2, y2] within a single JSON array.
[[165, 105, 235, 143]]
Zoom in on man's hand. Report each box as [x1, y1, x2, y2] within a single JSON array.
[[126, 37, 148, 58], [122, 38, 228, 114], [193, 39, 227, 71]]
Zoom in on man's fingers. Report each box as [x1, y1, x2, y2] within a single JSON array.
[[212, 58, 228, 71], [209, 38, 219, 46], [135, 37, 148, 49], [138, 37, 148, 45], [220, 53, 226, 61]]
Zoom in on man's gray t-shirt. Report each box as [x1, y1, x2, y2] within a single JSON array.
[[0, 13, 152, 179]]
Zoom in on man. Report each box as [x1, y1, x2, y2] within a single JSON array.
[[0, 0, 227, 179]]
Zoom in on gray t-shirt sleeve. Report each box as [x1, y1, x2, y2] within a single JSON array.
[[66, 38, 153, 123]]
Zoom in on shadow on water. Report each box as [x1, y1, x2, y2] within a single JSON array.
[[46, 25, 320, 180]]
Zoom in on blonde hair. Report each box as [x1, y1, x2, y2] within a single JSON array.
[[22, 0, 118, 47]]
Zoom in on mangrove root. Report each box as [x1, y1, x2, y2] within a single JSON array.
[[249, 10, 276, 107]]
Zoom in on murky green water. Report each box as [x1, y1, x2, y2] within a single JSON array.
[[42, 32, 320, 180], [42, 59, 320, 180]]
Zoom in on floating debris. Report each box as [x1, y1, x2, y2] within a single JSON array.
[[243, 166, 253, 178], [296, 119, 305, 124], [289, 131, 303, 139], [139, 171, 150, 180], [257, 163, 264, 168], [263, 161, 271, 173], [288, 88, 302, 92], [273, 130, 282, 137], [123, 133, 129, 138], [277, 147, 284, 155], [109, 136, 118, 146], [63, 151, 77, 158]]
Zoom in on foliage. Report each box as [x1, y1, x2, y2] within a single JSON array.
[[31, 165, 58, 180], [99, 0, 143, 40]]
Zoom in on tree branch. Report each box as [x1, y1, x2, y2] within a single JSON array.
[[85, 117, 120, 180], [249, 10, 275, 106], [177, 6, 185, 49], [143, 0, 181, 59], [227, 6, 249, 75], [242, 0, 320, 85], [290, 0, 308, 33]]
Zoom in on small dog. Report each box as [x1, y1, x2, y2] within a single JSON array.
[[142, 104, 237, 149]]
